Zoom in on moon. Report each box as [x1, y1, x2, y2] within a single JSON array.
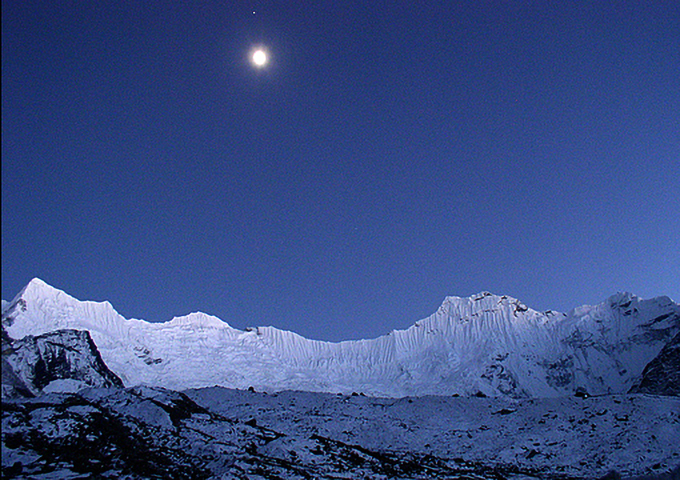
[[251, 48, 268, 68]]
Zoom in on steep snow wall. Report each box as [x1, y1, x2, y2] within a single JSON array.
[[2, 278, 678, 397]]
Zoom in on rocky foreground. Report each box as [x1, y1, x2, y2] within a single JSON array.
[[2, 385, 679, 479]]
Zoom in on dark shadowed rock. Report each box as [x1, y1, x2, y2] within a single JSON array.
[[629, 332, 680, 396], [2, 329, 123, 398]]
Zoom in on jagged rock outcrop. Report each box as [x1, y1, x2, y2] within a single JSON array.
[[2, 328, 123, 398], [629, 331, 680, 396]]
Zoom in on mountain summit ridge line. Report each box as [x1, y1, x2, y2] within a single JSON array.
[[2, 277, 678, 398]]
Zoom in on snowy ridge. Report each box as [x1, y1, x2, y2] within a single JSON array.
[[2, 278, 679, 397]]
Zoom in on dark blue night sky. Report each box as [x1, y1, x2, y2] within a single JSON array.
[[3, 1, 679, 341]]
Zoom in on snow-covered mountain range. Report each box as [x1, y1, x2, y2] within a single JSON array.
[[3, 278, 678, 398], [2, 278, 680, 479]]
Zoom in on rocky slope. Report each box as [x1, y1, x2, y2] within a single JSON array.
[[630, 331, 680, 396], [2, 386, 678, 479], [2, 327, 123, 398]]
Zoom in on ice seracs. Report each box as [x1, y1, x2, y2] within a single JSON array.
[[2, 278, 679, 397]]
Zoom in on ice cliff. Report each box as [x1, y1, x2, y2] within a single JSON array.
[[2, 278, 678, 398]]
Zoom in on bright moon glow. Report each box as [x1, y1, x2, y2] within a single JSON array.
[[252, 49, 268, 67]]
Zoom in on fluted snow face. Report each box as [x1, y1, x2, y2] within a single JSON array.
[[2, 279, 678, 398]]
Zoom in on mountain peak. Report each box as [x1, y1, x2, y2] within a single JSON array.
[[437, 291, 533, 318], [13, 277, 73, 304], [167, 312, 233, 329], [607, 291, 639, 305], [25, 277, 55, 292], [4, 279, 678, 398]]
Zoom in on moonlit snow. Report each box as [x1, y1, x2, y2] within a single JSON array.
[[2, 278, 679, 479], [4, 278, 678, 398]]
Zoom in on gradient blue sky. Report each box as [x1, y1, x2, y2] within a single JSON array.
[[3, 1, 679, 341]]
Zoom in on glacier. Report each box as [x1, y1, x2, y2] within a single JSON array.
[[2, 278, 678, 398]]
